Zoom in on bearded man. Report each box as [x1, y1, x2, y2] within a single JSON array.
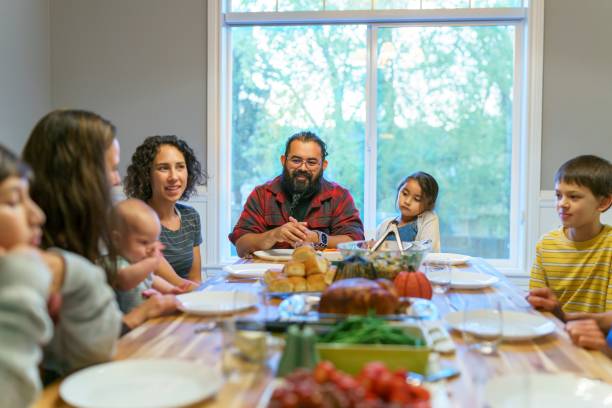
[[229, 131, 364, 257]]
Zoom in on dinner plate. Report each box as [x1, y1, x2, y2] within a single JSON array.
[[59, 359, 223, 408], [223, 263, 283, 278], [425, 253, 471, 265], [484, 372, 612, 407], [445, 310, 556, 341], [177, 290, 258, 315], [253, 249, 294, 261], [429, 270, 499, 289]]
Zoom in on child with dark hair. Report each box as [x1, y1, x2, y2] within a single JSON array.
[[529, 154, 612, 315], [376, 171, 441, 252]]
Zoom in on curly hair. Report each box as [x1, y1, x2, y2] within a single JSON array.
[[22, 109, 116, 263], [124, 135, 207, 201]]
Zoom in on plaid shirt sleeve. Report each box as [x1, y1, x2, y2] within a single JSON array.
[[327, 187, 364, 241], [228, 187, 269, 245]]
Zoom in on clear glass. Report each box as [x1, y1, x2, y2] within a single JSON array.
[[278, 0, 323, 11], [426, 263, 451, 294], [230, 25, 367, 256], [326, 0, 371, 10], [230, 0, 277, 12], [375, 0, 420, 9], [462, 300, 502, 355], [376, 25, 515, 259]]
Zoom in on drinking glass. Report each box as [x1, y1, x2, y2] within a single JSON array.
[[426, 263, 451, 294], [462, 300, 503, 355]]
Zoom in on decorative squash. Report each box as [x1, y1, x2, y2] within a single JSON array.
[[393, 271, 432, 299]]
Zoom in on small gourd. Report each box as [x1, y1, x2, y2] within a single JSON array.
[[393, 271, 432, 299]]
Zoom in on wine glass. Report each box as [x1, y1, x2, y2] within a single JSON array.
[[426, 262, 452, 294], [462, 299, 503, 355]]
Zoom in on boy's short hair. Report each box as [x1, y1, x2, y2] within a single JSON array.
[[554, 155, 612, 198]]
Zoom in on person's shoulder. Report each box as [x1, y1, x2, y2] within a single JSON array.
[[418, 210, 438, 222], [176, 202, 197, 215], [320, 178, 353, 196]]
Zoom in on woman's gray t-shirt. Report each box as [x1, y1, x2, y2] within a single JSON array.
[[160, 203, 202, 279]]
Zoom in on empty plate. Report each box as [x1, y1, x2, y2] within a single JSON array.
[[425, 253, 471, 265], [429, 270, 499, 289], [60, 359, 222, 408], [177, 291, 258, 315], [223, 263, 283, 278], [253, 249, 294, 261], [445, 310, 556, 341], [485, 372, 612, 407]]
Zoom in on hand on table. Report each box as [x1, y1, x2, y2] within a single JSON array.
[[566, 319, 609, 351], [526, 287, 566, 321]]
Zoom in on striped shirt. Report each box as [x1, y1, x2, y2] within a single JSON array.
[[160, 203, 202, 279], [529, 224, 612, 313]]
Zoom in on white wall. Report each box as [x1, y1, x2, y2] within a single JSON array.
[[0, 0, 51, 153], [50, 0, 207, 178]]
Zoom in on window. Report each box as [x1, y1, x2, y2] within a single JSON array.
[[212, 0, 535, 271]]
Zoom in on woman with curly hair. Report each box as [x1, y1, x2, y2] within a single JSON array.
[[124, 135, 207, 284]]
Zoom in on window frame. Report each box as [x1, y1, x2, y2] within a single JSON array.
[[207, 0, 544, 276]]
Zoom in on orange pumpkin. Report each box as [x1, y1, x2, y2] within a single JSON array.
[[393, 271, 432, 299]]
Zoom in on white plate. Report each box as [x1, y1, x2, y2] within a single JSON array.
[[445, 310, 556, 341], [429, 270, 499, 289], [223, 263, 283, 278], [253, 249, 294, 261], [177, 291, 258, 315], [485, 372, 612, 407], [59, 359, 222, 408], [425, 253, 471, 265]]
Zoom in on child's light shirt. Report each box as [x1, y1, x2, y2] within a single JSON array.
[[530, 224, 612, 313], [114, 256, 154, 314], [376, 210, 441, 252]]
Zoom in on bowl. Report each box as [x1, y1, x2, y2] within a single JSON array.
[[336, 240, 431, 280], [316, 322, 431, 375]]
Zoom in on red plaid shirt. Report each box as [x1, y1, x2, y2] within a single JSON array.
[[229, 176, 364, 248]]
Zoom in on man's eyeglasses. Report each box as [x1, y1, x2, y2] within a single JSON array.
[[287, 156, 322, 169]]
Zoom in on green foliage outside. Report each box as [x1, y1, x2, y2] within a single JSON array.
[[230, 23, 515, 258]]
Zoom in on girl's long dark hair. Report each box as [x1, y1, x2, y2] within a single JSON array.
[[22, 109, 116, 263]]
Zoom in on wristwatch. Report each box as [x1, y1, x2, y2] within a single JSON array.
[[314, 230, 328, 250]]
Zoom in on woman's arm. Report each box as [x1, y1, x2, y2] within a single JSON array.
[[188, 245, 202, 283]]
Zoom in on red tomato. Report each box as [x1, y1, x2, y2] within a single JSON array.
[[313, 361, 336, 384], [359, 361, 388, 380], [372, 370, 395, 399]]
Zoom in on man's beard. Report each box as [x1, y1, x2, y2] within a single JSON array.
[[281, 165, 322, 198]]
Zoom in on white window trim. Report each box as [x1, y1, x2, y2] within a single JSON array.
[[206, 0, 545, 276]]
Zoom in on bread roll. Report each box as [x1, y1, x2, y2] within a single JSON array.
[[306, 254, 329, 276], [287, 276, 307, 292], [267, 276, 293, 293], [264, 269, 283, 286], [283, 261, 306, 277], [306, 273, 327, 292], [323, 266, 336, 285]]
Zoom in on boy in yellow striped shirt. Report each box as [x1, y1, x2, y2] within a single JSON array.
[[529, 155, 612, 315]]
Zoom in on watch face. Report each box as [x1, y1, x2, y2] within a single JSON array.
[[321, 232, 328, 245]]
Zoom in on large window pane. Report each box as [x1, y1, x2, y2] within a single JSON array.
[[231, 25, 367, 254], [376, 25, 515, 258]]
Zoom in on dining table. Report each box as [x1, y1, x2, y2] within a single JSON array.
[[34, 257, 612, 408]]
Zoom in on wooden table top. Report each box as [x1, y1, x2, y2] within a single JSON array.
[[35, 258, 612, 408]]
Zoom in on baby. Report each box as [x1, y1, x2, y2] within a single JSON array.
[[110, 198, 186, 313]]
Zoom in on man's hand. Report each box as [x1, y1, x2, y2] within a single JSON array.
[[270, 217, 312, 247], [526, 287, 565, 321], [566, 319, 608, 351]]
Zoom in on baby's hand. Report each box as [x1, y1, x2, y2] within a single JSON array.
[[142, 288, 162, 298], [179, 279, 198, 292]]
